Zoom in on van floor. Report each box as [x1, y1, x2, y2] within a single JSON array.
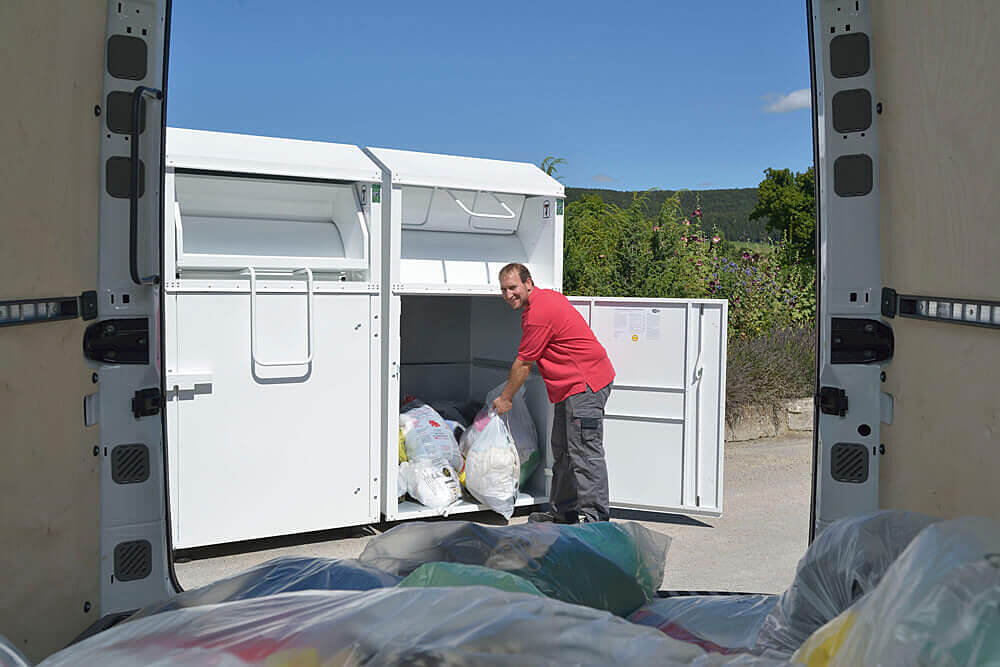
[[174, 434, 811, 595]]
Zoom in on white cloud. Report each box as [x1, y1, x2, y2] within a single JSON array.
[[697, 181, 714, 188], [764, 88, 811, 113], [592, 173, 617, 183]]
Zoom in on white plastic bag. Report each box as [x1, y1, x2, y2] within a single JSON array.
[[462, 383, 540, 485], [399, 404, 463, 472], [398, 458, 462, 512], [464, 413, 520, 519]]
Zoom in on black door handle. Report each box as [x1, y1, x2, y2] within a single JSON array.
[[130, 85, 163, 286]]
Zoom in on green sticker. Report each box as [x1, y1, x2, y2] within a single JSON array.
[[556, 199, 564, 215], [372, 184, 381, 203]]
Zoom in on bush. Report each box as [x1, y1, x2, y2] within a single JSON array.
[[726, 327, 816, 416], [563, 192, 818, 419]]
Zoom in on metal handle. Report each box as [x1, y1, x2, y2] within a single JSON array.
[[129, 85, 163, 286], [447, 190, 516, 220], [245, 267, 314, 367]]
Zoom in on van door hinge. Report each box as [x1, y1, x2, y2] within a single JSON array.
[[817, 387, 849, 417], [830, 317, 894, 364], [131, 388, 162, 418], [83, 318, 149, 364]]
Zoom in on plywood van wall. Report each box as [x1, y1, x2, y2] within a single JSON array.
[[0, 1, 106, 661], [873, 0, 1000, 519]]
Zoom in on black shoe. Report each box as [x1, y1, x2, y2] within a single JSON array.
[[528, 511, 578, 524]]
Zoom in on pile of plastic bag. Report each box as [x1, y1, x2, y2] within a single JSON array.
[[791, 516, 1000, 666], [753, 510, 938, 658], [42, 587, 717, 666], [126, 556, 400, 622], [358, 519, 669, 616], [397, 383, 539, 517], [397, 399, 464, 511]]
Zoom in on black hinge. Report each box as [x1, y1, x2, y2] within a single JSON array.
[[83, 318, 149, 364], [817, 386, 849, 417], [831, 318, 894, 364], [131, 388, 161, 418]]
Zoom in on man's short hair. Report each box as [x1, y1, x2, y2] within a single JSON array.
[[499, 262, 532, 284]]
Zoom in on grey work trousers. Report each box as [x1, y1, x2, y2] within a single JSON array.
[[549, 383, 612, 522]]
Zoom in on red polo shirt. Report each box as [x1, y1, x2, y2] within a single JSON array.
[[517, 288, 616, 404]]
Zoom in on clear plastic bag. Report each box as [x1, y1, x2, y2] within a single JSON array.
[[629, 594, 778, 655], [359, 520, 670, 616], [462, 383, 540, 486], [42, 587, 712, 666], [464, 413, 520, 519], [127, 556, 400, 622], [753, 509, 937, 657], [791, 516, 1000, 666], [399, 562, 546, 597]]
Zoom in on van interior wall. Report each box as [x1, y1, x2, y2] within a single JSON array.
[[399, 295, 552, 496], [873, 1, 1000, 519], [0, 2, 106, 661]]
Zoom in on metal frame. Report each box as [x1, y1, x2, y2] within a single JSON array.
[[808, 0, 886, 537]]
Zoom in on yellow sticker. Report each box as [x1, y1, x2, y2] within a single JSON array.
[[632, 335, 639, 342]]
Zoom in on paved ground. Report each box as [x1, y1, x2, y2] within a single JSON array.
[[176, 434, 813, 594]]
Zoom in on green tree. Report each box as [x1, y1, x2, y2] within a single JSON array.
[[749, 167, 816, 262], [540, 156, 566, 181]]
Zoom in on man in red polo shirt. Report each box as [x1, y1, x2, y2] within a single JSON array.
[[491, 263, 615, 523]]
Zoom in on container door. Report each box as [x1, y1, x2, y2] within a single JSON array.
[[570, 298, 727, 516]]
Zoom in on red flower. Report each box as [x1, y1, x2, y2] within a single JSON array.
[[681, 236, 688, 242], [712, 235, 721, 243], [683, 219, 691, 226], [652, 225, 661, 232]]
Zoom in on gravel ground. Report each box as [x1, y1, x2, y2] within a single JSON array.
[[176, 434, 813, 594]]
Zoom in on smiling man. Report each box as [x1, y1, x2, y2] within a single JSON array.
[[492, 263, 615, 523]]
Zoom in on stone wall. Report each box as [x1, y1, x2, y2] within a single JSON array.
[[725, 397, 814, 442]]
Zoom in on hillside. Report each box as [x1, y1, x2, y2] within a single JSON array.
[[565, 186, 774, 242]]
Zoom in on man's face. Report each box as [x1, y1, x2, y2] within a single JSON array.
[[500, 272, 533, 311]]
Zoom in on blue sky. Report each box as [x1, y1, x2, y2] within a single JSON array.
[[167, 1, 813, 191]]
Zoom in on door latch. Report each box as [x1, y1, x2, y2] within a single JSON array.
[[131, 388, 161, 419], [817, 386, 849, 417]]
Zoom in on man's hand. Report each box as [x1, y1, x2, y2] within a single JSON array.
[[492, 395, 513, 415]]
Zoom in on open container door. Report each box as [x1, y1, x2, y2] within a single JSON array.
[[571, 298, 727, 517], [1, 1, 174, 659], [163, 129, 384, 549]]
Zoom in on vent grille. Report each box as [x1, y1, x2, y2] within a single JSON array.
[[831, 443, 869, 483], [114, 540, 152, 581], [111, 444, 149, 484]]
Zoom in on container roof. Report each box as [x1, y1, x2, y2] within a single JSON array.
[[365, 147, 565, 197], [166, 128, 381, 183]]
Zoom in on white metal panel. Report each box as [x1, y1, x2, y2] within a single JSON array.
[[572, 297, 727, 516], [809, 0, 883, 534], [365, 146, 564, 197], [168, 292, 376, 548], [166, 128, 381, 183]]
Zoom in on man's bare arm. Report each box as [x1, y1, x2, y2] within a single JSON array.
[[492, 359, 533, 415]]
